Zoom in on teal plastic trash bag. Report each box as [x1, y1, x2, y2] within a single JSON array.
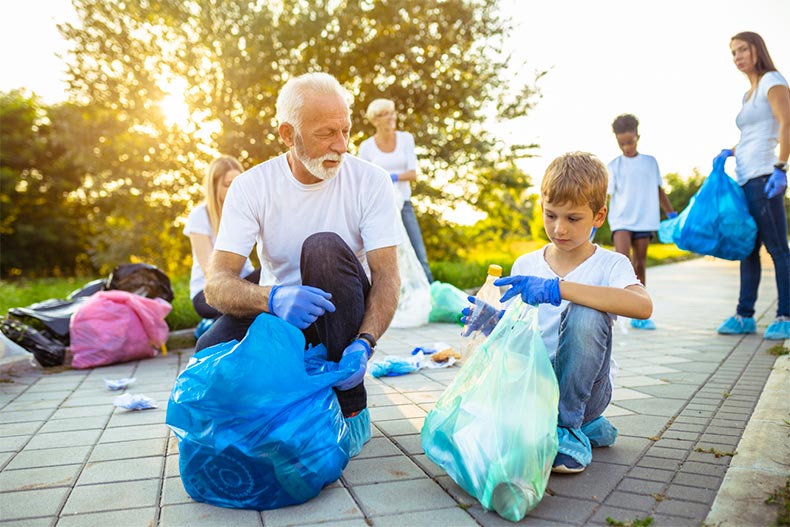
[[658, 164, 756, 260], [429, 281, 468, 324], [166, 313, 361, 510], [421, 301, 559, 522]]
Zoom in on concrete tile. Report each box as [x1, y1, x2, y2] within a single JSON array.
[[547, 461, 628, 501], [588, 505, 657, 526], [0, 421, 43, 437], [38, 414, 109, 434], [627, 466, 675, 483], [160, 501, 262, 526], [607, 415, 668, 438], [0, 518, 54, 527], [367, 392, 411, 407], [165, 453, 180, 478], [527, 494, 599, 524], [602, 405, 634, 418], [373, 417, 424, 436], [99, 423, 169, 443], [672, 472, 722, 490], [62, 479, 160, 514], [590, 436, 652, 466], [372, 508, 478, 526], [107, 408, 167, 428], [0, 434, 28, 453], [76, 456, 163, 485], [614, 375, 668, 388], [0, 487, 70, 519], [6, 445, 91, 470], [262, 487, 362, 526], [55, 507, 158, 527], [88, 437, 167, 462], [665, 483, 717, 504], [161, 475, 193, 505], [603, 490, 660, 511], [656, 498, 711, 519], [342, 456, 425, 485], [435, 474, 477, 507], [391, 434, 423, 455], [368, 404, 426, 421], [616, 477, 667, 495], [616, 398, 684, 417], [25, 429, 102, 450], [403, 390, 444, 405], [50, 405, 113, 420], [610, 388, 652, 402], [352, 479, 456, 515], [0, 409, 54, 424], [0, 463, 81, 491], [354, 436, 403, 459]]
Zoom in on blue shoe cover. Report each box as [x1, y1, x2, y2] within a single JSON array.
[[581, 416, 618, 447], [345, 407, 371, 458], [765, 317, 790, 340], [717, 315, 756, 335], [194, 318, 215, 339], [557, 426, 592, 467], [630, 318, 656, 330]]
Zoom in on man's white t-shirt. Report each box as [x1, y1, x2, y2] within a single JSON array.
[[358, 131, 418, 204], [735, 71, 789, 185], [510, 245, 641, 360], [182, 203, 255, 299], [215, 154, 403, 287], [606, 154, 663, 232]]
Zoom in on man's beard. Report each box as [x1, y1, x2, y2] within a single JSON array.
[[294, 133, 344, 181]]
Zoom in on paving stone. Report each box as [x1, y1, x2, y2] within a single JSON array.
[[159, 501, 262, 527], [372, 508, 479, 527], [88, 437, 168, 462], [645, 445, 688, 460], [5, 445, 91, 470], [678, 461, 728, 478], [467, 504, 570, 526], [390, 434, 423, 455], [62, 479, 160, 514], [351, 479, 456, 515], [0, 409, 54, 425], [0, 434, 28, 453], [637, 456, 681, 471], [435, 474, 477, 506], [262, 487, 362, 526], [586, 436, 651, 466], [368, 404, 427, 421], [0, 463, 81, 491], [107, 408, 168, 428], [76, 456, 163, 485], [0, 486, 70, 519], [342, 455, 426, 485], [161, 475, 192, 505], [0, 517, 54, 526], [615, 398, 683, 417], [98, 423, 170, 443], [672, 472, 722, 490], [627, 466, 675, 484], [547, 461, 628, 501], [526, 494, 598, 524], [661, 430, 699, 442], [25, 429, 102, 450], [655, 498, 711, 519], [603, 490, 659, 511], [587, 504, 655, 526], [38, 414, 109, 434], [607, 415, 668, 438], [665, 483, 717, 504], [373, 417, 424, 436], [367, 392, 412, 407], [0, 421, 43, 437], [49, 405, 113, 420], [55, 507, 158, 527], [616, 477, 667, 495]]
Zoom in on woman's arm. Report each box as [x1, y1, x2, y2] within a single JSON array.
[[768, 84, 790, 164], [189, 233, 213, 276]]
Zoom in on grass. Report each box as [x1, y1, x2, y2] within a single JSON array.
[[606, 517, 654, 527], [1, 243, 697, 331], [765, 476, 790, 526], [768, 344, 789, 357]]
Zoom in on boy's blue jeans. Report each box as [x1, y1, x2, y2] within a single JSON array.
[[553, 304, 617, 466], [738, 175, 790, 318]]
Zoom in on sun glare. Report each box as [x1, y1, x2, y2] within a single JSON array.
[[159, 77, 190, 128]]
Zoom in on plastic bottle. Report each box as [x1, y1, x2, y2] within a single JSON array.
[[460, 264, 504, 360]]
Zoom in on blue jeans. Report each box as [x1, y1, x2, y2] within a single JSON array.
[[196, 233, 371, 416], [552, 304, 615, 465], [401, 200, 433, 283], [738, 176, 790, 318]]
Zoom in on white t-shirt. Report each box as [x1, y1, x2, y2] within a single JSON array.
[[510, 245, 641, 360], [182, 203, 256, 299], [215, 154, 403, 287], [735, 71, 789, 185], [358, 131, 418, 204], [606, 154, 664, 232]]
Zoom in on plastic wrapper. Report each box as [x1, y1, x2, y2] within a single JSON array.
[[422, 301, 559, 522], [105, 377, 136, 391], [390, 188, 431, 328], [113, 393, 157, 410], [658, 164, 757, 261], [166, 313, 361, 510], [428, 281, 468, 324]]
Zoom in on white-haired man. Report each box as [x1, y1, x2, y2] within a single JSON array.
[[200, 72, 402, 456]]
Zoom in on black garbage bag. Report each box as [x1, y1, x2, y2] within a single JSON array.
[[0, 316, 66, 367], [8, 298, 87, 343], [106, 263, 174, 303]]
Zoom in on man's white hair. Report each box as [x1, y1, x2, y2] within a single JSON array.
[[275, 72, 352, 131]]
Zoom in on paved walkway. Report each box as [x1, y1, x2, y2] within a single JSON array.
[[0, 257, 787, 526]]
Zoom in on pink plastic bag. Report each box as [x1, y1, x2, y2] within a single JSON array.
[[69, 290, 172, 369]]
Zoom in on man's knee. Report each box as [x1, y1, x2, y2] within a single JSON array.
[[303, 232, 346, 259]]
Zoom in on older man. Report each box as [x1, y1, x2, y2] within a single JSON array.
[[200, 72, 402, 456]]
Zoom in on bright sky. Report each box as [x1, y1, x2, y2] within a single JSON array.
[[2, 0, 789, 186]]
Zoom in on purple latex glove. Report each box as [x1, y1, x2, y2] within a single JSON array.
[[269, 285, 336, 329], [461, 295, 504, 337], [495, 275, 562, 306], [712, 148, 733, 171], [334, 339, 371, 391], [390, 173, 399, 182], [667, 211, 678, 219], [764, 167, 787, 199]]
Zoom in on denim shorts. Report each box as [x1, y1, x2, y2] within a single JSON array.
[[611, 230, 654, 242]]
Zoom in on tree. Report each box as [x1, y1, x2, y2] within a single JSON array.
[[59, 0, 542, 267], [0, 91, 93, 277]]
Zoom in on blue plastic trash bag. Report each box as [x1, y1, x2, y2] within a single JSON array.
[[658, 164, 756, 261], [422, 301, 558, 522], [166, 312, 361, 510]]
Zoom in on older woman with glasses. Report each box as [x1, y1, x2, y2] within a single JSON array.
[[358, 98, 433, 282]]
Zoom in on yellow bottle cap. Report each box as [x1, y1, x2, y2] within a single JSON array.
[[487, 264, 503, 277]]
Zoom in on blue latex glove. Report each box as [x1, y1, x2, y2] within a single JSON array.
[[335, 339, 371, 391], [269, 285, 336, 329], [712, 148, 733, 171], [460, 295, 503, 337], [495, 275, 562, 306], [764, 168, 787, 199], [390, 173, 399, 182], [667, 211, 678, 219]]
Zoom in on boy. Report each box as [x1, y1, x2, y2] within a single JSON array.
[[607, 114, 675, 330], [467, 152, 653, 473]]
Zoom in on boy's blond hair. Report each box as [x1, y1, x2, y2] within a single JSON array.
[[541, 152, 608, 214]]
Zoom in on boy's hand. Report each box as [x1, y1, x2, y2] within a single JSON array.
[[461, 296, 503, 336], [495, 275, 562, 306]]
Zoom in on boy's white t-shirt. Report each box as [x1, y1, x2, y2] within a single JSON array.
[[510, 245, 641, 360], [357, 131, 418, 204], [735, 71, 788, 185], [182, 203, 255, 299], [215, 154, 403, 287], [606, 154, 663, 232]]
